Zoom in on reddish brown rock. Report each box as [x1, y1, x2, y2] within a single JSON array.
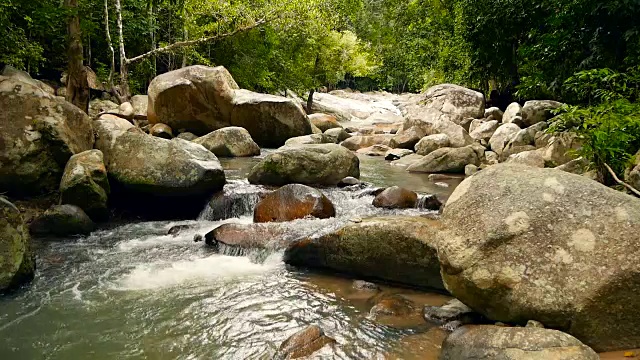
[[254, 184, 335, 223], [372, 186, 418, 209], [203, 223, 289, 250], [277, 325, 337, 359], [308, 113, 342, 132]]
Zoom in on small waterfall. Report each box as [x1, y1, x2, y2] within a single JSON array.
[[415, 194, 443, 211], [198, 181, 267, 221]]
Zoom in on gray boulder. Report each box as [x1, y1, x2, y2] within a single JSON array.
[[421, 84, 485, 124], [502, 102, 523, 125], [489, 123, 521, 157], [0, 201, 35, 292], [415, 134, 451, 156], [248, 144, 359, 186], [194, 127, 260, 157], [340, 134, 394, 151], [440, 326, 598, 360], [521, 100, 564, 127], [30, 204, 95, 237], [439, 164, 640, 351], [407, 146, 481, 173], [284, 216, 445, 290], [0, 76, 94, 197], [323, 128, 351, 144], [60, 150, 110, 220], [470, 120, 499, 142], [401, 108, 473, 148]]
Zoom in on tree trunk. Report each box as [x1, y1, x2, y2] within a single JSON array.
[[306, 89, 315, 115], [65, 0, 90, 113], [148, 0, 156, 78], [115, 0, 130, 101], [104, 0, 122, 103]]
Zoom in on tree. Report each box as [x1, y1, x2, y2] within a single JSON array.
[[65, 0, 90, 113]]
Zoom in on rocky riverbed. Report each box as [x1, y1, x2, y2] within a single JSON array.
[[1, 64, 640, 359]]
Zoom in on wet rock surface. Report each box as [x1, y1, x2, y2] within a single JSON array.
[[253, 184, 336, 223]]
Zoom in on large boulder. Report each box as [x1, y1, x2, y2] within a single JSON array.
[[541, 132, 581, 166], [421, 84, 485, 125], [308, 113, 342, 132], [521, 100, 564, 127], [253, 184, 335, 223], [229, 89, 312, 147], [2, 65, 55, 95], [30, 204, 95, 237], [469, 120, 499, 142], [130, 95, 149, 118], [489, 123, 521, 157], [95, 125, 226, 218], [284, 217, 445, 290], [194, 127, 260, 157], [440, 326, 598, 360], [148, 66, 312, 147], [0, 201, 35, 292], [248, 144, 359, 186], [407, 146, 481, 173], [340, 134, 394, 151], [438, 164, 640, 351], [89, 99, 120, 118], [0, 76, 94, 197], [60, 150, 110, 220], [202, 223, 290, 250], [415, 134, 451, 156], [284, 134, 328, 147], [400, 108, 474, 148], [502, 102, 523, 125], [372, 186, 418, 209], [323, 128, 351, 144], [626, 151, 640, 191], [147, 65, 238, 133]]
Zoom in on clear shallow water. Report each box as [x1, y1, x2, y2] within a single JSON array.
[[0, 155, 456, 360]]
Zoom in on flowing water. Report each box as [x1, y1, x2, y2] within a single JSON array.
[[0, 155, 461, 360]]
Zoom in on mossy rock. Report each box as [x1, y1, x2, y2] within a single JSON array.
[[0, 201, 35, 292]]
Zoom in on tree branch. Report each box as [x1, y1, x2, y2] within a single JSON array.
[[604, 163, 640, 197], [125, 19, 269, 65]]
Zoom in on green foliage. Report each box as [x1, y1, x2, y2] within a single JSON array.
[[550, 100, 640, 181]]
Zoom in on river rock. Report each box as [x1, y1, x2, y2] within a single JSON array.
[[276, 325, 337, 359], [194, 127, 260, 157], [502, 102, 523, 125], [521, 100, 564, 127], [626, 152, 640, 191], [389, 126, 425, 149], [147, 65, 238, 132], [95, 127, 226, 218], [407, 146, 481, 173], [30, 204, 95, 237], [203, 223, 290, 250], [323, 128, 351, 143], [438, 163, 640, 351], [149, 123, 173, 139], [385, 148, 413, 161], [415, 134, 451, 156], [0, 76, 95, 197], [60, 150, 110, 220], [541, 132, 581, 166], [400, 108, 473, 148], [372, 186, 418, 209], [89, 99, 120, 117], [148, 65, 311, 147], [369, 294, 417, 318], [470, 120, 499, 142], [0, 200, 35, 292], [176, 132, 198, 141], [2, 65, 55, 95], [489, 123, 521, 157], [230, 89, 312, 147], [340, 134, 394, 151], [284, 216, 445, 290], [356, 144, 392, 157], [440, 326, 599, 360], [337, 176, 361, 188], [119, 102, 134, 117], [130, 95, 148, 118], [253, 184, 335, 223], [421, 84, 485, 124], [423, 299, 481, 326], [506, 149, 545, 168], [484, 107, 503, 122], [284, 134, 327, 147], [248, 144, 359, 186], [308, 113, 342, 132]]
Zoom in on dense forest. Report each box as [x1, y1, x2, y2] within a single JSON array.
[[2, 0, 640, 176]]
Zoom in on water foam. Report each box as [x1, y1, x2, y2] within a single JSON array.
[[113, 253, 283, 291]]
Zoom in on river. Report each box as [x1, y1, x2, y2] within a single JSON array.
[[0, 154, 463, 359]]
